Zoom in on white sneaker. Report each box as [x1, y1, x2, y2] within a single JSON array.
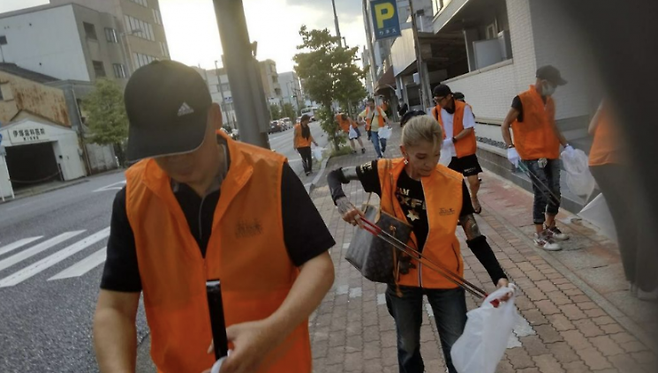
[[534, 231, 562, 251], [546, 225, 569, 241]]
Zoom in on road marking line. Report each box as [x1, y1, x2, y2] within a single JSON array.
[[93, 180, 126, 193], [0, 237, 43, 256], [49, 247, 107, 281], [0, 231, 85, 273], [0, 227, 109, 287]]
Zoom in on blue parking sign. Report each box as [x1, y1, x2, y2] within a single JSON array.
[[370, 0, 401, 40]]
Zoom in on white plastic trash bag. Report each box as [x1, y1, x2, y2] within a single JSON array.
[[451, 285, 519, 373], [561, 148, 595, 197], [349, 126, 358, 140], [578, 193, 617, 242], [378, 126, 392, 140], [439, 148, 452, 166], [312, 146, 323, 162]]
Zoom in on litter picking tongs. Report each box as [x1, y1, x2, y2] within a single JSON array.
[[359, 217, 501, 307]]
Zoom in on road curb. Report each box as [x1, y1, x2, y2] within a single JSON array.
[[0, 178, 90, 205]]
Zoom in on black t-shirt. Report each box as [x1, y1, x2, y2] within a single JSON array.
[[100, 163, 335, 293], [355, 160, 474, 252], [512, 94, 547, 122]]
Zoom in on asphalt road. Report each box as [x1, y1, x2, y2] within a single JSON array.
[[0, 122, 327, 373]]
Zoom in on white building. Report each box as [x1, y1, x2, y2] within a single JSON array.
[[278, 71, 303, 113], [0, 3, 132, 83], [192, 66, 238, 130]]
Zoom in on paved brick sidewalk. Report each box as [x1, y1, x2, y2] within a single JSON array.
[[308, 125, 657, 372]]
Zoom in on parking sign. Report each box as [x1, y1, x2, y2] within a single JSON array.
[[370, 0, 401, 40]]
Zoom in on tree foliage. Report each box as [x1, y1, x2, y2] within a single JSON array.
[[294, 26, 366, 150], [83, 78, 129, 166], [282, 103, 297, 120], [269, 104, 282, 120]]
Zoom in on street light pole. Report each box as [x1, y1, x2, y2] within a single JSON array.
[[331, 0, 343, 47], [214, 60, 232, 129], [409, 0, 430, 110], [213, 0, 270, 149]]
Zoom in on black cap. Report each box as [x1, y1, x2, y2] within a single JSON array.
[[300, 114, 311, 122], [400, 110, 426, 127], [536, 65, 567, 86], [453, 92, 465, 101], [124, 60, 212, 161], [433, 84, 452, 97]]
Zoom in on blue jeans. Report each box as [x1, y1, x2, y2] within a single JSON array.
[[370, 131, 387, 158], [385, 285, 467, 373], [522, 159, 561, 225]]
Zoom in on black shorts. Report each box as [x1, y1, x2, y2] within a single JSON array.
[[448, 154, 483, 177]]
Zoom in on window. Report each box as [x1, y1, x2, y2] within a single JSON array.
[[221, 83, 230, 92], [129, 0, 148, 6], [159, 41, 169, 57], [272, 75, 278, 84], [84, 22, 98, 40], [105, 28, 118, 43], [113, 64, 127, 78], [0, 35, 7, 45], [133, 52, 157, 68], [92, 60, 106, 77], [152, 9, 162, 25], [124, 15, 155, 41]]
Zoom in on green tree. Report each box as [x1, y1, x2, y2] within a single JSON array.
[[282, 103, 296, 120], [269, 104, 282, 120], [294, 26, 366, 150], [83, 78, 129, 166]]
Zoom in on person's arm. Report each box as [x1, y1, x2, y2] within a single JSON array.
[[327, 162, 381, 226], [550, 119, 568, 147], [93, 291, 140, 373], [501, 108, 519, 147], [292, 126, 298, 150], [588, 102, 605, 135], [452, 106, 476, 142]]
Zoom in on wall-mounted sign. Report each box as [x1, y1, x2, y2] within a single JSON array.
[[8, 126, 50, 145], [370, 0, 402, 40]]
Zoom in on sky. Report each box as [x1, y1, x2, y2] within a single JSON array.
[[0, 0, 368, 73]]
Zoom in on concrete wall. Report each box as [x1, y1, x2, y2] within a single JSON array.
[[0, 71, 71, 127], [0, 6, 90, 81]]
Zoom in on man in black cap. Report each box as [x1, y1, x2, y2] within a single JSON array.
[[431, 84, 483, 213], [92, 60, 335, 373], [501, 65, 574, 251]]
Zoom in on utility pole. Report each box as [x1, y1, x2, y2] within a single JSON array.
[[331, 0, 343, 46], [214, 60, 232, 129], [409, 0, 430, 110], [213, 0, 270, 149]]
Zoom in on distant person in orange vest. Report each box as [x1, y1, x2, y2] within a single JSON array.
[[294, 114, 319, 176], [502, 65, 573, 251], [92, 60, 335, 373], [431, 84, 483, 213], [358, 98, 390, 158], [327, 115, 510, 373], [336, 113, 365, 154], [588, 101, 657, 300]]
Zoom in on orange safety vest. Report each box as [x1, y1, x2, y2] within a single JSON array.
[[431, 100, 477, 158], [294, 123, 314, 148], [336, 114, 356, 133], [378, 159, 464, 289], [511, 85, 560, 160], [125, 132, 311, 373], [589, 104, 622, 166], [364, 107, 385, 131]]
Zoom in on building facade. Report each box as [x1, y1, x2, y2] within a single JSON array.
[[50, 0, 170, 72], [278, 71, 302, 114], [259, 59, 283, 106]]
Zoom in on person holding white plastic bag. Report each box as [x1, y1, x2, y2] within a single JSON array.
[[294, 114, 318, 176], [501, 65, 573, 251], [327, 115, 511, 373], [358, 98, 390, 159], [336, 113, 365, 154]]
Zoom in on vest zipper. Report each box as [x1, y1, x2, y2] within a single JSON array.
[[419, 186, 429, 289], [199, 195, 207, 258]]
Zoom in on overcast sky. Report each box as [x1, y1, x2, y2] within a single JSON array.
[[0, 0, 367, 73]]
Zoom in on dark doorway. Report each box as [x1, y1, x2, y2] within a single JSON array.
[[5, 142, 59, 190]]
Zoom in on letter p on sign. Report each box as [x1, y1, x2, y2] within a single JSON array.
[[374, 3, 395, 28]]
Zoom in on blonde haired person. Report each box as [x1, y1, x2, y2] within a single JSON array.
[[326, 115, 510, 373]]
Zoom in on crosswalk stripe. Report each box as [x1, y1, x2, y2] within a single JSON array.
[[0, 227, 109, 288], [49, 247, 107, 281], [0, 237, 43, 257], [0, 231, 84, 273]]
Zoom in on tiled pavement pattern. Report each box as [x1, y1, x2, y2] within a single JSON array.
[[307, 124, 657, 373]]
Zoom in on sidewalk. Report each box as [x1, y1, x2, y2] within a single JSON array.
[[308, 125, 658, 373]]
